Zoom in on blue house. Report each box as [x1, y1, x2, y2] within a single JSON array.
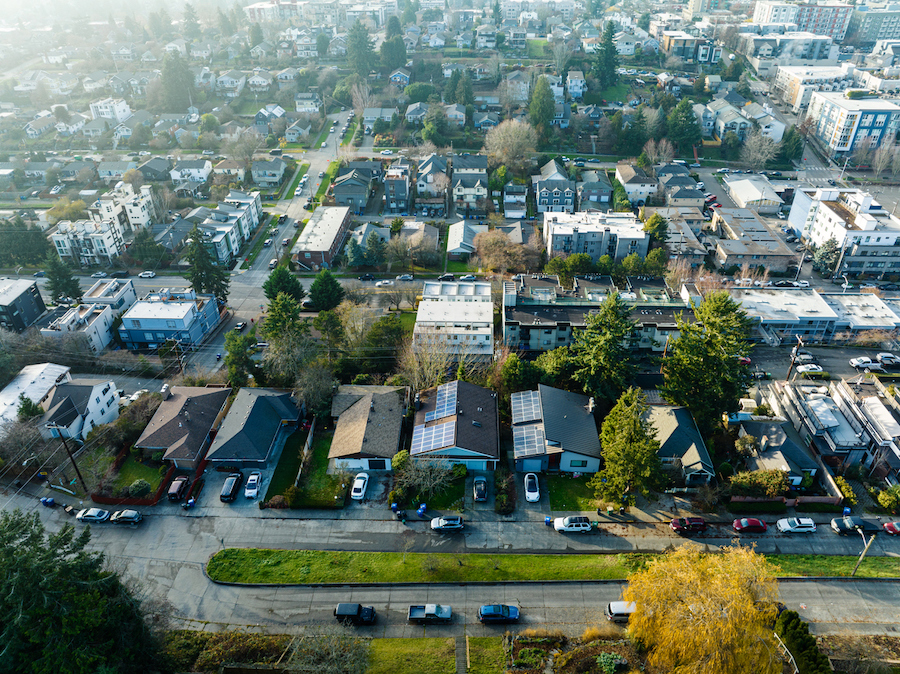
[[118, 288, 220, 350], [390, 68, 411, 88]]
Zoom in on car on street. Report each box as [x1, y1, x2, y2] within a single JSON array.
[[33, 270, 44, 277], [828, 179, 837, 186], [711, 202, 722, 208], [110, 509, 143, 525], [690, 162, 702, 168], [883, 521, 900, 534], [396, 274, 414, 281], [321, 142, 327, 148], [882, 284, 900, 291], [234, 322, 246, 332], [737, 356, 751, 365], [850, 357, 874, 368], [110, 270, 130, 278], [138, 270, 156, 278], [831, 516, 882, 535], [777, 212, 786, 219], [776, 517, 817, 533], [244, 471, 261, 499], [350, 472, 369, 501], [554, 516, 592, 533], [91, 271, 108, 278], [524, 472, 540, 502], [774, 280, 797, 288], [733, 517, 767, 534], [477, 604, 520, 624], [796, 364, 823, 373], [796, 280, 810, 287], [318, 171, 325, 178], [437, 273, 454, 281], [76, 508, 111, 523], [717, 168, 729, 173], [431, 515, 464, 531], [375, 279, 394, 287], [459, 274, 477, 281], [877, 352, 900, 365], [473, 476, 487, 501], [358, 273, 374, 281], [670, 517, 707, 534], [380, 149, 393, 155], [264, 238, 272, 246]]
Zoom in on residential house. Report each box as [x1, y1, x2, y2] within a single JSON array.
[[332, 170, 371, 212], [615, 164, 658, 205], [81, 71, 108, 93], [329, 385, 408, 471], [508, 27, 527, 49], [614, 31, 638, 55], [276, 67, 299, 88], [476, 24, 497, 49], [453, 173, 489, 214], [538, 159, 568, 183], [134, 386, 231, 470], [442, 63, 467, 78], [552, 102, 571, 128], [247, 71, 273, 93], [447, 221, 487, 258], [410, 380, 499, 469], [740, 420, 818, 487], [510, 385, 602, 473], [506, 70, 530, 102], [405, 101, 429, 124], [362, 107, 399, 127], [567, 70, 586, 99], [250, 40, 274, 59], [205, 388, 299, 467], [38, 378, 119, 441], [390, 68, 411, 87], [647, 405, 715, 485], [117, 288, 221, 350], [445, 103, 466, 126], [213, 159, 246, 183], [24, 116, 55, 139], [384, 162, 412, 214], [217, 70, 246, 98], [137, 157, 171, 182], [97, 161, 136, 182], [0, 363, 71, 429], [294, 92, 323, 114], [89, 98, 133, 124], [716, 107, 752, 141], [113, 110, 153, 142], [170, 159, 212, 183], [251, 158, 287, 187], [254, 104, 286, 133], [165, 39, 187, 56], [456, 31, 474, 49], [536, 179, 577, 213], [416, 154, 449, 197], [504, 184, 527, 218], [59, 161, 96, 182], [473, 111, 499, 130], [56, 113, 88, 136], [578, 171, 613, 210]]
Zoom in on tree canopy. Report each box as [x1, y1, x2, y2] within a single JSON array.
[[159, 52, 195, 112], [529, 76, 555, 136], [594, 21, 619, 90], [184, 225, 230, 305], [263, 266, 306, 303], [667, 98, 702, 153], [309, 269, 345, 311], [347, 21, 374, 76], [44, 252, 81, 303]]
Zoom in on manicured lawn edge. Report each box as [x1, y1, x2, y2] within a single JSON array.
[[206, 549, 900, 585], [369, 638, 456, 674]]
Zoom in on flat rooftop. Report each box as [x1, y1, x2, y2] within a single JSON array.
[[416, 299, 493, 325], [122, 300, 197, 321], [0, 278, 37, 305], [731, 288, 838, 322], [291, 206, 349, 253], [820, 292, 900, 329], [422, 281, 492, 298]]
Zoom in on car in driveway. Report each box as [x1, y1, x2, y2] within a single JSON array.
[[244, 471, 261, 499], [733, 517, 767, 534], [796, 364, 823, 373], [477, 604, 520, 624], [350, 472, 369, 501], [76, 508, 110, 523], [431, 515, 464, 531], [883, 521, 900, 534], [90, 271, 108, 278], [670, 517, 707, 534], [473, 476, 487, 501], [138, 270, 156, 278], [396, 274, 414, 281], [776, 517, 816, 533], [554, 516, 592, 533], [110, 509, 143, 525], [524, 473, 540, 502], [831, 516, 882, 535]]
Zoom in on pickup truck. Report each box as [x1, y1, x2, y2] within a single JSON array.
[[408, 604, 452, 624], [334, 603, 376, 625]]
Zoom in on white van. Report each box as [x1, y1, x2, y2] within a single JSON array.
[[672, 159, 687, 165], [605, 601, 636, 623]]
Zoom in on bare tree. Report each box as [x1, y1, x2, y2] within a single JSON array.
[[340, 279, 370, 305], [396, 458, 455, 498], [474, 229, 524, 274], [484, 119, 538, 172], [286, 624, 369, 674], [293, 360, 338, 418], [264, 324, 319, 385], [386, 234, 414, 270], [379, 285, 407, 311], [489, 53, 502, 84], [740, 130, 777, 170], [497, 81, 517, 118], [350, 80, 374, 119], [431, 171, 450, 196], [643, 139, 659, 165], [664, 55, 684, 70], [224, 133, 261, 167], [409, 140, 437, 160], [551, 38, 573, 75], [336, 300, 379, 350], [852, 136, 874, 167], [395, 334, 453, 392], [891, 146, 900, 178], [657, 138, 675, 165], [873, 135, 894, 177]]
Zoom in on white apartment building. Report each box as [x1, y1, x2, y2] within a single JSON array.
[[753, 0, 852, 41], [89, 98, 133, 124], [93, 183, 157, 232], [40, 303, 115, 352], [413, 281, 494, 363], [806, 91, 900, 156], [82, 278, 137, 313], [195, 190, 263, 265], [51, 219, 126, 266], [788, 187, 900, 277], [543, 211, 650, 263], [772, 64, 856, 112]]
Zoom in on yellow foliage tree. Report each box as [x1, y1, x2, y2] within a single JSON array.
[[623, 545, 781, 674]]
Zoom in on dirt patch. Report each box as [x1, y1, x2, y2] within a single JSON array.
[[510, 632, 568, 673], [817, 634, 900, 665], [554, 639, 648, 674]]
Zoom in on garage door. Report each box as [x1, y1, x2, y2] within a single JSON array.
[[522, 459, 543, 472]]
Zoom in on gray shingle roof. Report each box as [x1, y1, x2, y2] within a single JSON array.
[[206, 388, 298, 463], [538, 384, 601, 458], [646, 405, 714, 477]]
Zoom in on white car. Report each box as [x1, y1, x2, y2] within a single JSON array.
[[375, 279, 394, 287], [90, 271, 108, 278], [796, 280, 810, 288], [796, 364, 823, 373], [524, 473, 540, 503], [775, 517, 817, 534], [244, 471, 261, 499], [717, 168, 729, 173], [350, 472, 369, 501], [138, 270, 156, 278], [380, 149, 393, 155], [850, 357, 873, 368], [76, 508, 110, 523], [553, 516, 592, 533], [49, 185, 62, 194], [396, 274, 414, 281]]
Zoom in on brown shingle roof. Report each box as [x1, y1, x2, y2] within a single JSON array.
[[135, 386, 231, 462], [329, 389, 405, 460], [413, 381, 499, 459]]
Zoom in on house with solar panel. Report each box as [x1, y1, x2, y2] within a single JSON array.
[[510, 385, 602, 473], [411, 380, 500, 470]]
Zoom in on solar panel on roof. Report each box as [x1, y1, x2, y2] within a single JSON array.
[[511, 390, 542, 425], [410, 420, 457, 455], [513, 424, 545, 459], [425, 380, 459, 422]]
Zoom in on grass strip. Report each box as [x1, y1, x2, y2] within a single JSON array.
[[368, 638, 456, 674], [207, 549, 900, 585], [285, 163, 309, 197], [341, 121, 358, 147], [314, 161, 340, 201], [240, 216, 274, 270], [467, 637, 506, 674]]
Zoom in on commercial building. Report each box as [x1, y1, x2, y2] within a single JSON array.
[[117, 287, 221, 350], [848, 5, 900, 44], [413, 281, 493, 363], [806, 91, 900, 156], [290, 206, 351, 269], [710, 208, 797, 272], [724, 176, 785, 214], [543, 211, 650, 263], [772, 64, 856, 112], [0, 279, 46, 333]]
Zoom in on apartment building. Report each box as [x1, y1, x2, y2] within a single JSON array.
[[190, 190, 263, 265], [290, 206, 351, 268], [752, 1, 852, 41], [81, 278, 137, 313], [51, 219, 126, 266], [118, 288, 221, 350], [772, 64, 856, 112], [413, 281, 493, 363], [848, 4, 900, 44], [92, 183, 157, 232], [88, 97, 133, 123], [0, 279, 46, 333], [806, 91, 900, 156], [710, 208, 797, 272], [40, 303, 115, 352], [543, 211, 650, 263]]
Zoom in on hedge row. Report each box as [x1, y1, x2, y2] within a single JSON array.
[[726, 500, 787, 514], [775, 611, 832, 673]]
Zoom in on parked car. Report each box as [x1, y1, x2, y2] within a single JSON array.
[[408, 604, 452, 623], [318, 170, 325, 178], [138, 270, 156, 278], [90, 271, 108, 278], [477, 604, 520, 624], [380, 149, 393, 155], [32, 270, 45, 277], [76, 508, 111, 523], [220, 472, 243, 502], [524, 473, 540, 502], [334, 603, 376, 625], [882, 521, 900, 535], [732, 517, 767, 534], [110, 509, 143, 525], [264, 238, 272, 246], [244, 471, 261, 499], [690, 162, 702, 168], [375, 280, 394, 287], [473, 476, 487, 501], [459, 274, 477, 281], [396, 274, 414, 281], [670, 517, 707, 534], [110, 270, 130, 278], [877, 352, 900, 365], [431, 515, 464, 531], [168, 475, 189, 501], [350, 472, 369, 500], [234, 322, 247, 332], [437, 273, 454, 281], [357, 273, 374, 281], [776, 517, 817, 533], [796, 364, 823, 373], [831, 516, 882, 535], [850, 357, 874, 368], [553, 516, 592, 533]]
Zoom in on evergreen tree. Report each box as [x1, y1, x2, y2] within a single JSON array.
[[182, 3, 201, 40], [446, 69, 462, 104], [249, 23, 264, 47], [667, 98, 702, 153], [386, 15, 402, 39], [779, 125, 804, 162], [423, 104, 449, 145], [456, 73, 475, 107], [309, 269, 345, 310], [224, 330, 254, 388], [595, 21, 619, 90], [346, 237, 367, 267], [361, 314, 404, 371], [365, 232, 386, 267], [184, 225, 230, 305], [617, 108, 647, 155], [380, 35, 407, 71], [643, 213, 669, 245], [529, 75, 555, 136], [44, 252, 81, 303], [262, 292, 302, 339], [812, 237, 840, 275], [263, 265, 306, 302], [129, 230, 166, 267], [317, 33, 331, 57], [160, 52, 195, 112], [347, 20, 374, 77], [217, 8, 234, 36]]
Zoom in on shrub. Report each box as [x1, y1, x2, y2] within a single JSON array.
[[392, 449, 410, 474], [730, 469, 789, 498], [753, 403, 773, 416], [283, 485, 303, 508], [451, 464, 467, 480], [835, 476, 858, 506], [192, 632, 290, 671], [513, 647, 545, 669], [596, 652, 620, 674], [580, 625, 620, 642], [388, 487, 407, 506], [727, 500, 787, 514], [877, 484, 900, 514], [719, 461, 734, 477], [158, 464, 169, 477], [775, 611, 832, 674], [151, 451, 164, 463], [129, 478, 151, 498]]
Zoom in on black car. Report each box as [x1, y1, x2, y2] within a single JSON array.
[[882, 284, 900, 291], [437, 273, 454, 281], [357, 273, 374, 281], [110, 270, 130, 278], [32, 270, 45, 277], [827, 179, 837, 186], [473, 476, 487, 502], [830, 516, 881, 535]]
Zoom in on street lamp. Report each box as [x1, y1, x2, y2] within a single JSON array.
[[842, 274, 849, 293]]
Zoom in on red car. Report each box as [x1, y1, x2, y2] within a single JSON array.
[[883, 521, 900, 535], [670, 517, 707, 534], [738, 356, 751, 366], [711, 202, 722, 208], [733, 517, 767, 534]]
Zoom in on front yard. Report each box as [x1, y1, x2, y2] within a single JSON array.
[[104, 455, 165, 495], [547, 474, 597, 511], [296, 431, 347, 507], [369, 638, 456, 674]]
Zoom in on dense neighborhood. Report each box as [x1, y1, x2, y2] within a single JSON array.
[[5, 0, 900, 670]]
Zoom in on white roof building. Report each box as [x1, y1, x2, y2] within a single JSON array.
[[725, 176, 785, 214], [414, 282, 493, 362], [290, 206, 351, 268], [543, 211, 650, 263], [0, 363, 71, 428]]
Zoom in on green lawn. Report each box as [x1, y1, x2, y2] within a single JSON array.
[[395, 309, 417, 334], [547, 474, 597, 511], [426, 477, 466, 510], [445, 259, 470, 273], [314, 127, 331, 149], [526, 39, 548, 59], [297, 431, 346, 508], [107, 455, 164, 493], [369, 639, 456, 674], [467, 637, 506, 674], [341, 121, 358, 147], [206, 549, 900, 585], [314, 161, 340, 201], [264, 428, 308, 501], [284, 163, 309, 198]]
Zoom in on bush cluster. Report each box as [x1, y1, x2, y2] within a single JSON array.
[[729, 469, 789, 498], [775, 611, 832, 673], [494, 467, 516, 516], [877, 484, 900, 514], [834, 476, 858, 506]]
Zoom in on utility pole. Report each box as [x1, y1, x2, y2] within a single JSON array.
[[852, 530, 877, 577], [785, 334, 804, 381], [51, 426, 88, 494]]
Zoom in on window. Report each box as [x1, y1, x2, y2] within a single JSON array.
[[570, 460, 588, 468]]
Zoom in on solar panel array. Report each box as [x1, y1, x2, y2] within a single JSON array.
[[511, 390, 542, 425], [410, 420, 457, 455], [425, 380, 459, 422], [513, 424, 546, 458]]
